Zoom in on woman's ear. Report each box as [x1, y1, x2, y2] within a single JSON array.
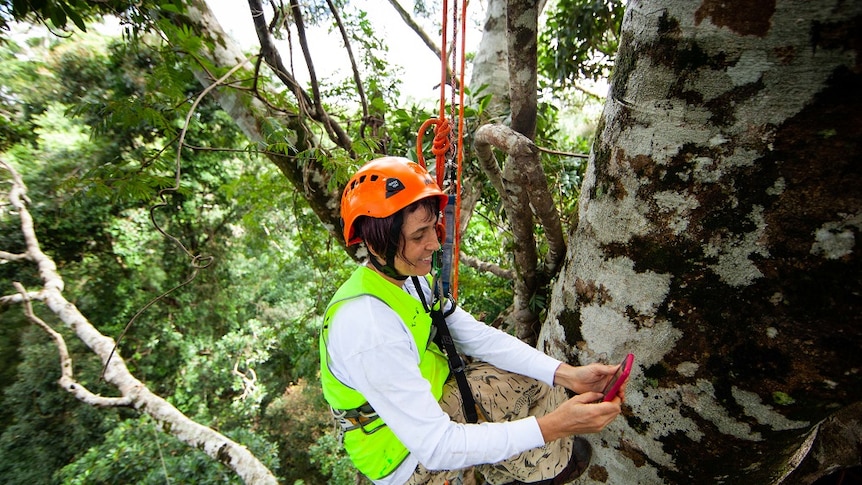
[[365, 243, 383, 261]]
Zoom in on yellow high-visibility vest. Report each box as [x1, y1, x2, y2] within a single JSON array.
[[319, 266, 449, 480]]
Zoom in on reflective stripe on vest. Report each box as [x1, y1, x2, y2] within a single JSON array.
[[319, 266, 450, 480]]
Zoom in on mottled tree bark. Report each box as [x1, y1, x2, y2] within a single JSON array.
[[470, 0, 511, 122], [540, 1, 862, 483]]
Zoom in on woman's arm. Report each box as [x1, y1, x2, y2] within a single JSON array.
[[327, 297, 546, 470]]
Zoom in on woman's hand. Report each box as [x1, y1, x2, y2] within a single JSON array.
[[553, 362, 623, 397], [536, 393, 622, 443]]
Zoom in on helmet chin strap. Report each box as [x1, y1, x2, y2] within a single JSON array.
[[369, 253, 407, 281], [368, 210, 407, 281]]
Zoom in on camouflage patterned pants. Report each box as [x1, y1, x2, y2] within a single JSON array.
[[404, 361, 574, 485]]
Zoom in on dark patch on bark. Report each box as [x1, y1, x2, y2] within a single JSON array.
[[619, 436, 649, 467], [624, 305, 654, 330], [604, 237, 701, 277], [694, 0, 776, 37], [587, 464, 609, 482], [704, 79, 765, 127], [574, 277, 613, 307], [608, 29, 638, 105], [650, 20, 728, 74], [811, 15, 862, 70], [648, 141, 781, 241], [726, 341, 793, 384], [608, 150, 631, 200], [628, 154, 655, 178], [557, 308, 584, 347], [589, 122, 618, 203], [660, 418, 819, 483], [216, 443, 231, 464], [759, 64, 862, 407], [656, 9, 682, 37], [642, 360, 671, 383]]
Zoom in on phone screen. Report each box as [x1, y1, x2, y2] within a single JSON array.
[[599, 353, 634, 402]]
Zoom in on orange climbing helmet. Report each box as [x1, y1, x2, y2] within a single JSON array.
[[341, 156, 448, 246]]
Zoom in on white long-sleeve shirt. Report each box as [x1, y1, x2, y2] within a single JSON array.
[[326, 276, 563, 484]]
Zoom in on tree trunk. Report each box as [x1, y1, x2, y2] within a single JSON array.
[[470, 0, 510, 122], [540, 0, 862, 483]]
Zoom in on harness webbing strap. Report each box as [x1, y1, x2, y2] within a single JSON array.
[[412, 276, 478, 424]]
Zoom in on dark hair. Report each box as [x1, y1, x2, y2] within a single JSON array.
[[355, 197, 439, 261]]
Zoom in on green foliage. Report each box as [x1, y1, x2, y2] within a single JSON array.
[[56, 415, 279, 485], [1, 0, 89, 32], [539, 0, 625, 84], [309, 434, 365, 485], [772, 391, 796, 406], [457, 265, 512, 325], [0, 0, 156, 35], [0, 328, 119, 485], [261, 380, 352, 484], [0, 25, 349, 484]]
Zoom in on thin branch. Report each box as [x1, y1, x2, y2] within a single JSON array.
[[387, 0, 443, 59], [537, 145, 589, 159], [325, 0, 370, 129], [459, 252, 514, 280], [0, 250, 30, 262], [287, 0, 323, 108], [104, 55, 252, 376], [0, 158, 278, 484], [248, 0, 354, 153], [13, 282, 133, 408], [386, 0, 463, 92], [232, 360, 259, 400]]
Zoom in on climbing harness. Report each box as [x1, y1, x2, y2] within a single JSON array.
[[415, 0, 475, 424], [331, 403, 383, 439]]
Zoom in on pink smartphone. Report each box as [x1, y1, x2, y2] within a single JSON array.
[[600, 353, 634, 402]]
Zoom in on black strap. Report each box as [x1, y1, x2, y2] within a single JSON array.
[[412, 277, 478, 424]]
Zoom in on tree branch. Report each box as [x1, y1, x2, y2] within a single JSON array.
[[474, 123, 567, 343], [1, 159, 278, 485], [248, 0, 354, 153], [13, 282, 134, 408], [459, 252, 514, 280], [325, 0, 373, 139], [0, 250, 30, 261], [386, 0, 442, 60], [474, 124, 539, 342], [170, 0, 347, 251]]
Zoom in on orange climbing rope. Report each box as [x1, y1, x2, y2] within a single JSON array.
[[416, 0, 468, 300]]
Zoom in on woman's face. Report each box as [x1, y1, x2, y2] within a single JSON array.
[[393, 206, 440, 277]]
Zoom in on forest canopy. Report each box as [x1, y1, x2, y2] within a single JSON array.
[[0, 1, 609, 483], [4, 1, 859, 484]]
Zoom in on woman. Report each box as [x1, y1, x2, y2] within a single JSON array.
[[320, 157, 625, 485]]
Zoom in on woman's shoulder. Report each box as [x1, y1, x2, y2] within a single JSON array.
[[329, 296, 413, 347]]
